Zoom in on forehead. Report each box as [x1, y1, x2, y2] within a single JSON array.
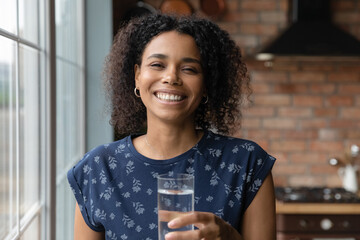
[[141, 31, 201, 60]]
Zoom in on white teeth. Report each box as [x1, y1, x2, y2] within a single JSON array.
[[156, 93, 183, 101]]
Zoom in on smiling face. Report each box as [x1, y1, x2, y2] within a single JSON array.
[[135, 31, 205, 126]]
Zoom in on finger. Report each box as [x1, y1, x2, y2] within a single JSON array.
[[168, 212, 213, 229], [159, 210, 190, 222], [165, 229, 202, 240]]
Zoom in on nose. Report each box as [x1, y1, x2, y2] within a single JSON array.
[[161, 67, 182, 86]]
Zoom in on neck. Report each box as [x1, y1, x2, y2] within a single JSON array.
[[144, 123, 202, 159]]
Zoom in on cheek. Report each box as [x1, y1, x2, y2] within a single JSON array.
[[138, 71, 160, 88]]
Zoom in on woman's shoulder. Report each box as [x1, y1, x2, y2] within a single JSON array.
[[71, 136, 131, 173], [204, 130, 264, 153]]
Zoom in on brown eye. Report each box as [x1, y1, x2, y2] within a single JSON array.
[[183, 67, 199, 74], [150, 63, 164, 69]]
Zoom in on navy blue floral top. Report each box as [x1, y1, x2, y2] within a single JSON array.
[[67, 130, 276, 239]]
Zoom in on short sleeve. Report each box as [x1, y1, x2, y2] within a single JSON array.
[[242, 143, 276, 211], [67, 153, 105, 232]]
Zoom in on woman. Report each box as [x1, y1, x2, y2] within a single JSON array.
[[68, 14, 276, 240]]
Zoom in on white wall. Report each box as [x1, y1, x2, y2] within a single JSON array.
[[86, 0, 113, 150]]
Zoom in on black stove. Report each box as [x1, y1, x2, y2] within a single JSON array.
[[275, 186, 360, 203]]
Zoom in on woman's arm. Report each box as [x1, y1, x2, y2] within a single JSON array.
[[164, 172, 276, 240], [74, 203, 105, 240], [241, 172, 276, 240]]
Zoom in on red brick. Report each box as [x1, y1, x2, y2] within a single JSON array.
[[341, 108, 360, 119], [247, 129, 283, 140], [290, 72, 326, 83], [225, 0, 239, 11], [314, 108, 338, 118], [289, 175, 325, 187], [273, 164, 307, 175], [344, 129, 360, 139], [273, 83, 308, 94], [260, 11, 286, 23], [338, 84, 360, 94], [310, 141, 343, 152], [330, 119, 359, 128], [263, 118, 297, 129], [270, 140, 307, 152], [251, 82, 272, 93], [293, 95, 323, 107], [318, 129, 341, 140], [291, 152, 328, 164], [244, 106, 275, 117], [356, 96, 360, 106], [254, 94, 291, 106], [234, 35, 258, 48], [310, 83, 336, 94], [271, 61, 299, 71], [241, 118, 261, 129], [240, 1, 277, 11], [328, 72, 360, 82], [331, 0, 357, 10], [283, 130, 318, 140], [325, 96, 353, 107], [336, 63, 360, 72], [301, 119, 328, 129], [300, 63, 336, 72], [251, 71, 288, 83], [326, 175, 342, 188], [240, 23, 278, 35], [278, 107, 312, 118], [333, 12, 360, 24], [310, 164, 338, 174], [223, 12, 259, 22], [217, 22, 238, 34]]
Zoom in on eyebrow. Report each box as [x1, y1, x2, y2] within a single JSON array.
[[147, 53, 201, 65]]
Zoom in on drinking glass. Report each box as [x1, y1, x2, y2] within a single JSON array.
[[157, 173, 194, 240]]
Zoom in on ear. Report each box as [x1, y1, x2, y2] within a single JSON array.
[[134, 64, 140, 86]]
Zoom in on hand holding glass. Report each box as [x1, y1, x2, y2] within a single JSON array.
[[157, 174, 194, 240]]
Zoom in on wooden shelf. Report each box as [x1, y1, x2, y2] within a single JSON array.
[[276, 201, 360, 215]]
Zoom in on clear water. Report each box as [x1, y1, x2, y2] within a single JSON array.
[[158, 189, 194, 240]]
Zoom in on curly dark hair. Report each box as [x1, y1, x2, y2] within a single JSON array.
[[104, 14, 251, 137]]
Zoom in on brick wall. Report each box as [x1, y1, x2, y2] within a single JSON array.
[[216, 0, 360, 187], [144, 0, 360, 187]]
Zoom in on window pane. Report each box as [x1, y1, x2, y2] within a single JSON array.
[[18, 44, 41, 219], [55, 1, 85, 239], [56, 0, 83, 62], [56, 179, 75, 240], [19, 0, 39, 44], [0, 36, 17, 239], [20, 215, 40, 240], [0, 0, 17, 34]]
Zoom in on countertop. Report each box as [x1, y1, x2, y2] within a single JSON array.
[[276, 201, 360, 214]]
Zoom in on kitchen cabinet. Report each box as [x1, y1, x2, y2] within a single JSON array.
[[276, 202, 360, 240]]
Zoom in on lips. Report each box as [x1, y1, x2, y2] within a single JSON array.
[[155, 92, 185, 102]]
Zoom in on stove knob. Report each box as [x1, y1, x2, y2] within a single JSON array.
[[342, 220, 350, 228], [320, 218, 333, 230], [299, 219, 308, 228]]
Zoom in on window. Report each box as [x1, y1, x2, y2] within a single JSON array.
[[55, 0, 85, 239], [0, 0, 85, 239]]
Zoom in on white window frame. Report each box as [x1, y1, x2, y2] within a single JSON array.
[[0, 0, 86, 239]]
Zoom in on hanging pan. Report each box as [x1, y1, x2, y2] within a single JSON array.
[[200, 0, 225, 18], [160, 0, 193, 16]]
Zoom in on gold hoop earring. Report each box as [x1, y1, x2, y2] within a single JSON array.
[[202, 95, 209, 104], [134, 88, 141, 98]]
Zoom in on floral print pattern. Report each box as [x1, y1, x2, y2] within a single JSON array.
[[67, 131, 275, 239]]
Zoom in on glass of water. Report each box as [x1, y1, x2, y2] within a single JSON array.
[[157, 173, 194, 240]]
